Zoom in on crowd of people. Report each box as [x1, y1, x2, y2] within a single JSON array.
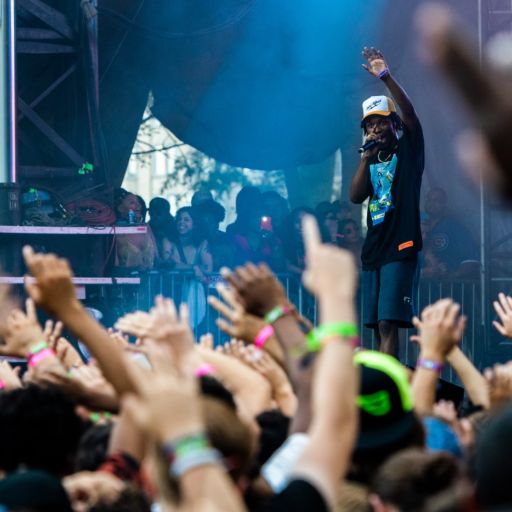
[[0, 217, 509, 512], [113, 184, 478, 282]]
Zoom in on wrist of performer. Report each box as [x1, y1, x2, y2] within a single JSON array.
[[378, 68, 390, 80]]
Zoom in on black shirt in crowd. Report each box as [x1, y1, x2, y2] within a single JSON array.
[[361, 123, 424, 271]]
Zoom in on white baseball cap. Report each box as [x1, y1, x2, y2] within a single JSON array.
[[362, 95, 397, 122]]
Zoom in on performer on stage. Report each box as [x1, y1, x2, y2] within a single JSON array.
[[350, 47, 424, 357]]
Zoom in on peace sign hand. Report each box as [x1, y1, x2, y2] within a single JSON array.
[[362, 46, 389, 78]]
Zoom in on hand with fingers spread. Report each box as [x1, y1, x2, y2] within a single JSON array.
[[22, 246, 79, 316], [208, 284, 287, 366], [412, 299, 465, 362], [0, 299, 46, 358], [362, 46, 390, 78], [147, 296, 195, 361], [221, 263, 287, 318], [208, 283, 268, 341], [493, 293, 512, 338]]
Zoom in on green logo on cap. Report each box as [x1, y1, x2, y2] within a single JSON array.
[[357, 390, 391, 416]]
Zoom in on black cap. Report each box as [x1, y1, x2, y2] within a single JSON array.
[[354, 351, 417, 451]]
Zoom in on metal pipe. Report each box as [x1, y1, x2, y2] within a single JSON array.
[[0, 0, 17, 183]]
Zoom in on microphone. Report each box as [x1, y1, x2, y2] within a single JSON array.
[[358, 139, 380, 154]]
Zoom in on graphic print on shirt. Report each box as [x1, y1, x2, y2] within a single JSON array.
[[369, 154, 398, 226]]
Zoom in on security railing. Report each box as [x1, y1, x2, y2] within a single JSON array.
[[101, 271, 483, 384]]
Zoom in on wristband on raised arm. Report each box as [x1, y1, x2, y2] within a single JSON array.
[[378, 69, 390, 80], [417, 358, 443, 374], [264, 305, 291, 325], [306, 322, 359, 352], [162, 432, 222, 478], [254, 325, 274, 348]]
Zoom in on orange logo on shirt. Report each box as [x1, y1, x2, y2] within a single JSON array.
[[398, 241, 414, 251]]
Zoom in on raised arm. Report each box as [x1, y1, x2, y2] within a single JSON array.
[[411, 299, 464, 416], [362, 46, 420, 132], [290, 215, 359, 508], [22, 246, 135, 395]]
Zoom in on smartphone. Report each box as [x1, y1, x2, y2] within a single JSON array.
[[260, 215, 273, 232]]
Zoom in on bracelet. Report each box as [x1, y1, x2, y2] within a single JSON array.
[[162, 433, 223, 477], [0, 380, 6, 391], [170, 447, 222, 478], [378, 69, 390, 79], [162, 432, 210, 464], [29, 341, 48, 355], [28, 348, 56, 368], [194, 363, 216, 378], [417, 358, 443, 373], [264, 305, 291, 325], [254, 325, 274, 348], [306, 322, 359, 352]]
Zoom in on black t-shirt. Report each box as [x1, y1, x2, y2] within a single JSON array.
[[264, 479, 329, 512], [361, 122, 424, 270]]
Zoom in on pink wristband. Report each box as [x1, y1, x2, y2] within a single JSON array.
[[28, 348, 56, 368], [0, 380, 6, 390], [254, 325, 274, 348], [194, 363, 216, 378]]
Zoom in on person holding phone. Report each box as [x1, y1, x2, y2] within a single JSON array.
[[350, 47, 424, 357]]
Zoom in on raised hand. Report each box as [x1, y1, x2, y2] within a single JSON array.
[[362, 46, 390, 78], [22, 246, 79, 316], [221, 263, 287, 318], [412, 299, 465, 360], [416, 3, 512, 200], [0, 299, 45, 358], [122, 352, 202, 442], [147, 297, 195, 360], [493, 293, 512, 338], [42, 319, 63, 346], [208, 283, 268, 342]]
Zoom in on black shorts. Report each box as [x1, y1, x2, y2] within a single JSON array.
[[362, 256, 420, 328]]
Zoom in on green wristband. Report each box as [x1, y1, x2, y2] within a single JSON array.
[[163, 433, 210, 463], [306, 322, 359, 352], [29, 341, 49, 355], [264, 305, 291, 324]]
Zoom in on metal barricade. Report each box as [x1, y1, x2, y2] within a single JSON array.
[[114, 271, 481, 383]]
